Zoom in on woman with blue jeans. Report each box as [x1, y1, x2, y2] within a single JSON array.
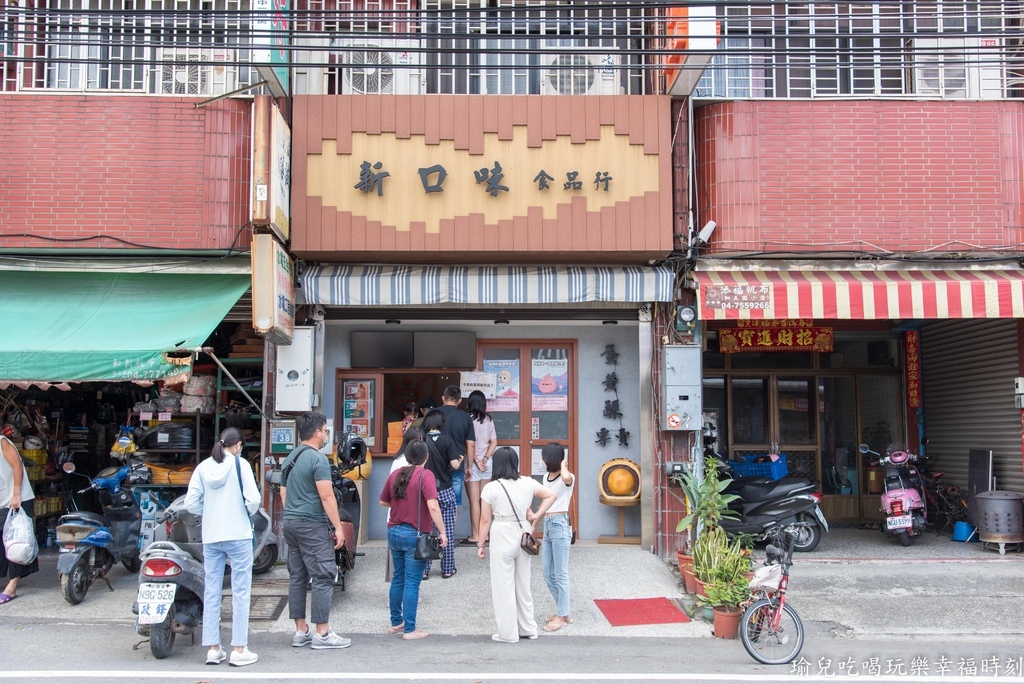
[[535, 443, 575, 632], [184, 427, 261, 666], [379, 441, 447, 640]]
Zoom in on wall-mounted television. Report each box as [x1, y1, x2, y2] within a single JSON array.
[[414, 332, 477, 368], [350, 331, 414, 368]]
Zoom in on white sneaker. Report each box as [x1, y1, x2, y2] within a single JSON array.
[[229, 647, 259, 667], [292, 630, 313, 647], [205, 647, 227, 665], [311, 629, 352, 650]]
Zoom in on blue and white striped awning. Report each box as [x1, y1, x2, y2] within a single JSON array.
[[300, 265, 676, 306]]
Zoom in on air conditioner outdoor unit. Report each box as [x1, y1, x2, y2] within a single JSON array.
[[540, 49, 624, 96], [292, 38, 422, 95], [157, 48, 236, 96], [914, 37, 1004, 99], [338, 39, 422, 95]]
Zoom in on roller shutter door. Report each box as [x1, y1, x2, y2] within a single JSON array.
[[920, 320, 1023, 494]]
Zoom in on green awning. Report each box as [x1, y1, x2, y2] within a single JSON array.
[[0, 271, 251, 382]]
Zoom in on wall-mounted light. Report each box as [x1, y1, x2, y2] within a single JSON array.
[[494, 319, 510, 325], [385, 319, 401, 325]]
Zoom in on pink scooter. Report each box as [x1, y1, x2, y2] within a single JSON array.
[[859, 443, 927, 546]]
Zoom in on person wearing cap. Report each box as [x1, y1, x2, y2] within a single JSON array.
[[409, 397, 437, 431]]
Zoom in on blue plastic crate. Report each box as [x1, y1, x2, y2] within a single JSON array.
[[730, 453, 789, 480]]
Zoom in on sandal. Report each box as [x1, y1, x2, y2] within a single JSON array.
[[545, 615, 572, 623], [543, 618, 567, 632], [0, 593, 16, 605], [441, 568, 458, 579], [387, 623, 405, 635]]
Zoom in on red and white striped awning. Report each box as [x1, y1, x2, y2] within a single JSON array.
[[696, 267, 1024, 320]]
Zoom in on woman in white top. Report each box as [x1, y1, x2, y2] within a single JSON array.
[[530, 442, 575, 632], [477, 447, 556, 643], [183, 427, 261, 667], [464, 391, 497, 546], [0, 431, 37, 604]]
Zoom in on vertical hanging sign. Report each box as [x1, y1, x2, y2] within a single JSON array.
[[251, 0, 289, 97], [252, 95, 291, 242], [251, 233, 295, 345], [905, 330, 921, 408]]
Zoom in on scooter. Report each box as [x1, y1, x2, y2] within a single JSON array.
[[712, 450, 828, 552], [132, 493, 278, 659], [859, 442, 927, 546], [56, 460, 147, 604]]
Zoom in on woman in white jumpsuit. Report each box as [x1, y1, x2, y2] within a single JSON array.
[[476, 447, 556, 643]]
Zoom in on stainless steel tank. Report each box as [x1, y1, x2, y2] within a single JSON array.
[[974, 490, 1024, 554]]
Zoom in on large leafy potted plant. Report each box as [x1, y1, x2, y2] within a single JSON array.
[[703, 536, 751, 639]]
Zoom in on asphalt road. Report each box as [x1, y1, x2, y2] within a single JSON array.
[[2, 530, 1023, 683]]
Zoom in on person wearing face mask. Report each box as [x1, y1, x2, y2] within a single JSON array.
[[184, 427, 261, 667], [277, 412, 350, 651]]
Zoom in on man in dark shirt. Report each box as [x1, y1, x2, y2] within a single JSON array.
[[279, 412, 350, 650], [438, 385, 474, 509]]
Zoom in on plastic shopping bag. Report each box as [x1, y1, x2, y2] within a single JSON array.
[[3, 507, 39, 566]]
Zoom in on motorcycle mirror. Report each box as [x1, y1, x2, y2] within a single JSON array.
[[858, 444, 870, 454], [62, 461, 76, 474]]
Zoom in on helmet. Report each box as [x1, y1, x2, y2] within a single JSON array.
[[23, 436, 44, 451], [335, 432, 367, 471]]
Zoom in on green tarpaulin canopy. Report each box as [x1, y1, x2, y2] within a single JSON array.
[[0, 270, 251, 382]]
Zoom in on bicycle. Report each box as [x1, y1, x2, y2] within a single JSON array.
[[919, 468, 969, 533], [739, 522, 806, 665]]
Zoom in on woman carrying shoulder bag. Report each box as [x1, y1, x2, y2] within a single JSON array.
[[477, 447, 556, 643], [379, 441, 447, 640], [184, 427, 261, 667], [1, 429, 37, 604]]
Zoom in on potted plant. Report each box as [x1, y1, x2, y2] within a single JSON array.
[[703, 537, 751, 639], [673, 456, 740, 536]]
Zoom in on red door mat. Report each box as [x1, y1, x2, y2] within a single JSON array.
[[594, 597, 691, 627]]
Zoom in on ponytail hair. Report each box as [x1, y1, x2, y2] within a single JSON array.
[[211, 427, 244, 464], [392, 441, 429, 499]]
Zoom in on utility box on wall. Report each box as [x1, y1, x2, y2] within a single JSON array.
[[661, 345, 702, 431], [275, 326, 315, 413]]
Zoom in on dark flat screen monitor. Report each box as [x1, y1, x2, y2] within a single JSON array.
[[350, 331, 414, 368], [414, 332, 476, 368]]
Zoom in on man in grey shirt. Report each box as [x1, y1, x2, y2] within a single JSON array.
[[279, 412, 351, 650]]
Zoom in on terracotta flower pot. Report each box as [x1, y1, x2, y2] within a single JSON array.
[[694, 578, 708, 598], [712, 605, 742, 639], [681, 564, 699, 594], [676, 551, 693, 574]]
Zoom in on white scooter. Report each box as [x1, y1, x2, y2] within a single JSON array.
[[132, 494, 278, 659]]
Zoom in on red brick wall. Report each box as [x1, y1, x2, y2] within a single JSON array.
[[0, 96, 253, 251], [695, 101, 1024, 254]]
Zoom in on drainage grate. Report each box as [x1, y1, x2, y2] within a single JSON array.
[[221, 595, 288, 622]]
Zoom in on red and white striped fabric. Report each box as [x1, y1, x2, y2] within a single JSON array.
[[696, 268, 1024, 320]]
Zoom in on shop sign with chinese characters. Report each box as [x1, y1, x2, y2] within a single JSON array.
[[719, 322, 833, 353], [704, 284, 771, 311], [905, 330, 921, 408]]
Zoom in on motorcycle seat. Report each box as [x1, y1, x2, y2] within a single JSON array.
[[739, 477, 813, 501], [59, 511, 109, 528]]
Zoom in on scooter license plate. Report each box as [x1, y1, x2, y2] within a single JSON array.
[[887, 514, 912, 530], [137, 583, 176, 625]]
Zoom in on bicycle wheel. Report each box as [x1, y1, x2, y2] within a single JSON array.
[[740, 598, 805, 665]]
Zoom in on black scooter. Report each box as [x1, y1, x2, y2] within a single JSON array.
[[704, 428, 828, 552]]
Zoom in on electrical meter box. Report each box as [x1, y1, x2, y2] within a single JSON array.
[[661, 345, 702, 431], [275, 326, 315, 413]]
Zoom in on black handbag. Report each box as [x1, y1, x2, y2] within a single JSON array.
[[498, 481, 540, 556], [412, 471, 442, 561]]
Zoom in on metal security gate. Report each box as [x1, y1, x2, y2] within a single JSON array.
[[920, 320, 1024, 494]]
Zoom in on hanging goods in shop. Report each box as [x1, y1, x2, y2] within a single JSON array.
[[110, 426, 137, 457]]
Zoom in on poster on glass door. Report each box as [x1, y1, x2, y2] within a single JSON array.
[[483, 359, 520, 412], [531, 358, 567, 411]]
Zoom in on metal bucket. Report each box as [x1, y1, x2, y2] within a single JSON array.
[[974, 491, 1024, 543]]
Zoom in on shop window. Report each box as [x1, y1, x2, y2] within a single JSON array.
[[820, 339, 899, 369], [818, 376, 858, 496], [729, 351, 813, 370]]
